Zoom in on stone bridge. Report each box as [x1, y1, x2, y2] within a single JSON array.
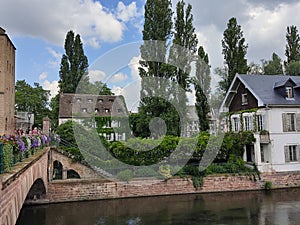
[[0, 147, 103, 225], [0, 147, 49, 225]]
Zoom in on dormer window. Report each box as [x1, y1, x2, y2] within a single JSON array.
[[242, 93, 248, 105], [286, 86, 294, 99]]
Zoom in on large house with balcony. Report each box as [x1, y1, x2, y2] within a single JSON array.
[[59, 93, 128, 141], [220, 74, 300, 173]]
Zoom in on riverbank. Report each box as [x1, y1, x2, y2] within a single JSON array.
[[33, 171, 300, 204]]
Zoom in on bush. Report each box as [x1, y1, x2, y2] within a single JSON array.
[[265, 181, 272, 190], [117, 169, 133, 182], [3, 144, 13, 172], [136, 167, 157, 177]]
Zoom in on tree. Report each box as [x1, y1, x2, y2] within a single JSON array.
[[263, 53, 283, 75], [15, 80, 50, 128], [248, 62, 263, 75], [220, 17, 248, 92], [285, 25, 300, 65], [58, 30, 89, 93], [285, 61, 300, 76], [137, 0, 176, 138], [193, 46, 211, 131]]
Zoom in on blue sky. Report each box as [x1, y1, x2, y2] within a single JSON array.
[[1, 0, 300, 110]]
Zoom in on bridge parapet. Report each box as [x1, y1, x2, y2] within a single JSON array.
[[0, 147, 50, 225]]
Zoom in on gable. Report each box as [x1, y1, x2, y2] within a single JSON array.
[[228, 82, 258, 112]]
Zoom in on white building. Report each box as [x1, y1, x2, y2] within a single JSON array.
[[59, 93, 128, 141], [221, 74, 300, 173]]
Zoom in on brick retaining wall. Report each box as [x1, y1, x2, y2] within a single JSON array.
[[45, 172, 300, 203]]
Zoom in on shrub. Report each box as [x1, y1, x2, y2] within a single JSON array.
[[117, 169, 133, 182], [136, 167, 157, 177], [3, 144, 13, 172], [265, 181, 272, 190]]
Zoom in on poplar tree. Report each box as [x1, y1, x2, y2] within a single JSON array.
[[220, 17, 248, 92], [137, 0, 174, 138], [285, 25, 300, 64], [193, 46, 210, 131], [58, 30, 89, 93], [284, 25, 300, 75]]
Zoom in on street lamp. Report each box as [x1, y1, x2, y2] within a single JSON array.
[[27, 111, 32, 130]]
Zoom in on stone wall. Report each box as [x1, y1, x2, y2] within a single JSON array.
[[0, 148, 49, 225], [46, 172, 300, 203]]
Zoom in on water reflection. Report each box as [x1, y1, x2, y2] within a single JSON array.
[[17, 188, 300, 225]]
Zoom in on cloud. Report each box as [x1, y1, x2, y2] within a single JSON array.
[[110, 72, 128, 83], [128, 55, 142, 80], [0, 0, 125, 47], [47, 47, 61, 67], [88, 69, 107, 83], [42, 80, 59, 97], [116, 2, 140, 22], [39, 72, 48, 81]]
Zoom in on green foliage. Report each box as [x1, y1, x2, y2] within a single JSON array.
[[159, 165, 172, 179], [263, 53, 283, 75], [15, 80, 51, 128], [59, 30, 89, 93], [56, 120, 77, 145], [3, 144, 13, 172], [265, 181, 272, 190], [220, 17, 248, 92], [60, 146, 84, 162], [49, 93, 59, 130], [117, 169, 133, 182], [285, 60, 300, 76], [285, 25, 300, 65], [136, 167, 157, 177]]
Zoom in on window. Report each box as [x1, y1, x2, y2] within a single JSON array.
[[105, 108, 110, 113], [244, 116, 252, 131], [94, 108, 99, 113], [82, 108, 87, 113], [286, 86, 294, 99], [76, 98, 81, 102], [283, 113, 296, 131], [233, 117, 239, 132], [285, 145, 298, 162], [242, 93, 248, 105], [106, 133, 111, 141], [109, 99, 114, 103], [98, 98, 103, 102], [87, 99, 93, 103], [256, 115, 264, 131]]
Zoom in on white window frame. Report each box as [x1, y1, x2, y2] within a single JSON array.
[[287, 113, 296, 131], [286, 86, 294, 99], [242, 93, 248, 105]]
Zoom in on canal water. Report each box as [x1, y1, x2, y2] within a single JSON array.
[[17, 188, 300, 225]]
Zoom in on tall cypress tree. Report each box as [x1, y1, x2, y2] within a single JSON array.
[[220, 17, 248, 92], [193, 46, 210, 131], [137, 0, 174, 138], [58, 30, 89, 93]]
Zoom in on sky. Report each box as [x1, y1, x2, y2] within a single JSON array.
[[1, 0, 300, 111]]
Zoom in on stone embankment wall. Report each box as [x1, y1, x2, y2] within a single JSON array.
[[46, 172, 300, 203]]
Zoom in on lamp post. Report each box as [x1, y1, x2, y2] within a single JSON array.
[[27, 111, 32, 130]]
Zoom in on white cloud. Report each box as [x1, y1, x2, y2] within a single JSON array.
[[42, 80, 59, 97], [0, 0, 125, 47], [128, 55, 142, 80], [47, 47, 61, 67], [110, 72, 128, 83], [116, 2, 140, 22], [39, 72, 48, 81], [88, 69, 107, 83], [86, 37, 100, 49]]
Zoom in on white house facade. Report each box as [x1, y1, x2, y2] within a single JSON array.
[[221, 74, 300, 173]]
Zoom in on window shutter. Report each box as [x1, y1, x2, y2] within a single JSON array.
[[297, 145, 300, 162], [296, 114, 300, 132], [284, 146, 290, 163], [282, 113, 288, 132]]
